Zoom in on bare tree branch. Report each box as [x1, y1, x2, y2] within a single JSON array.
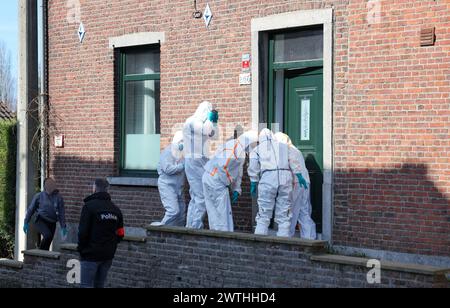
[[26, 92, 65, 183], [0, 41, 16, 111]]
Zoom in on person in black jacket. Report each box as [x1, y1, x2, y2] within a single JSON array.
[[77, 178, 124, 288]]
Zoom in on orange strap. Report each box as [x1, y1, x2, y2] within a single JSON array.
[[223, 141, 243, 184], [210, 141, 243, 184], [210, 168, 218, 177]]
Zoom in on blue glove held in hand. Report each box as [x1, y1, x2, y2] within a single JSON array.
[[23, 223, 29, 234], [250, 182, 258, 198], [208, 110, 219, 123], [232, 191, 240, 204], [61, 228, 68, 238], [296, 173, 308, 190]]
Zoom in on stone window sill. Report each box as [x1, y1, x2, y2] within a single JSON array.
[[107, 177, 158, 187]]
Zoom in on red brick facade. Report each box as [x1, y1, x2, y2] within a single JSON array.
[[47, 0, 449, 257]]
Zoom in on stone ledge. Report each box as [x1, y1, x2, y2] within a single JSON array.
[[0, 259, 23, 269], [147, 225, 328, 248], [107, 177, 158, 187], [124, 236, 147, 243], [60, 243, 78, 252], [59, 237, 147, 253], [311, 254, 450, 276], [23, 249, 61, 260]]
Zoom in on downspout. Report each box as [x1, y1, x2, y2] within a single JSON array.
[[40, 0, 49, 189], [15, 0, 38, 261]]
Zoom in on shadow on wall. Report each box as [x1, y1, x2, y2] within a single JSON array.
[[334, 163, 450, 257], [50, 155, 254, 234], [50, 155, 449, 256]]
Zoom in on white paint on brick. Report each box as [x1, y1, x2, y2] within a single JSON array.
[[251, 8, 334, 242], [109, 32, 165, 49]]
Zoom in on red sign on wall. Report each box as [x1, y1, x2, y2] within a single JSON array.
[[242, 54, 251, 70]]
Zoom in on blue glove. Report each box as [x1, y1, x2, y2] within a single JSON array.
[[23, 223, 29, 234], [178, 143, 184, 152], [296, 173, 308, 190], [232, 191, 240, 204], [250, 182, 258, 198], [208, 110, 219, 123], [61, 228, 68, 238]]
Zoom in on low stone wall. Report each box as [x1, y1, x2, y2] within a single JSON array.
[[0, 227, 448, 288], [0, 259, 22, 288]]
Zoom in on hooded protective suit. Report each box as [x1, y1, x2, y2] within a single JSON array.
[[153, 131, 186, 227], [183, 101, 217, 229], [274, 133, 316, 239], [202, 131, 258, 232], [248, 129, 296, 237]]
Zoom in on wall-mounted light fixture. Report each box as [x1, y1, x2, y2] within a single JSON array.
[[193, 0, 202, 19]]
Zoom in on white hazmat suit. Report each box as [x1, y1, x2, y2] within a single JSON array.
[[153, 131, 186, 227], [183, 101, 217, 229], [248, 129, 297, 237], [203, 131, 258, 232], [274, 133, 316, 240]]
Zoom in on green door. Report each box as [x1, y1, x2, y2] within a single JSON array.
[[285, 67, 323, 232]]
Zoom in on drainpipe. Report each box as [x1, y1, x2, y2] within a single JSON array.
[[40, 0, 48, 189], [15, 0, 39, 261]]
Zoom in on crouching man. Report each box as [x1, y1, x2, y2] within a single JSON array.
[[77, 178, 125, 288]]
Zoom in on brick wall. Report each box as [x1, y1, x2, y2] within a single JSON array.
[[332, 0, 450, 257], [0, 266, 21, 288], [46, 0, 450, 258], [0, 228, 448, 288]]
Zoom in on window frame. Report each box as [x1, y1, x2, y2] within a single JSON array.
[[119, 44, 161, 178]]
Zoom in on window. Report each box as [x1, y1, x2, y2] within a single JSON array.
[[119, 46, 161, 176], [273, 27, 323, 63]]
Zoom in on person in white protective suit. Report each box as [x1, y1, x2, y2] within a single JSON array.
[[183, 101, 219, 229], [152, 131, 186, 227], [202, 131, 259, 232], [274, 132, 317, 240], [248, 129, 298, 237]]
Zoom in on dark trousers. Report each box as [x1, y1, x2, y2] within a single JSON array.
[[80, 260, 113, 288], [35, 216, 56, 251]]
